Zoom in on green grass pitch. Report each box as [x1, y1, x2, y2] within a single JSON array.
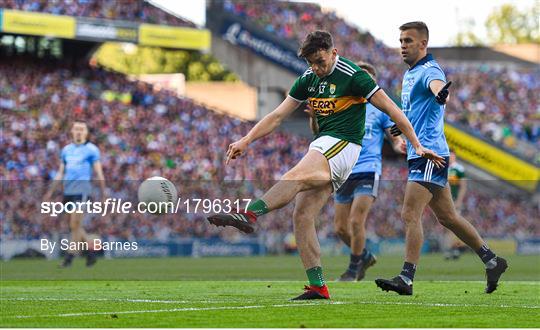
[[1, 254, 539, 327]]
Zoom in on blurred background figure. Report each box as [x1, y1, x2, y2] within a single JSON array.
[[43, 120, 106, 267]]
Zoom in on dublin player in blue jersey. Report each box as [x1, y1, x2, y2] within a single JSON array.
[[375, 22, 507, 295], [328, 63, 406, 281], [44, 120, 106, 267]]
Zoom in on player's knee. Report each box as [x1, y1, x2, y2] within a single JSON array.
[[401, 208, 420, 225], [282, 171, 309, 190], [282, 167, 307, 181], [350, 217, 365, 232], [69, 221, 81, 231], [335, 224, 349, 240], [352, 206, 370, 221], [437, 213, 458, 228], [282, 168, 327, 190]]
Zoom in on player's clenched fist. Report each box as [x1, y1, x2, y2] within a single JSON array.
[[226, 138, 249, 164]]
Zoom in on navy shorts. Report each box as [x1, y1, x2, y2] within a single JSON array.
[[408, 157, 450, 188], [335, 172, 379, 204], [62, 194, 88, 204]]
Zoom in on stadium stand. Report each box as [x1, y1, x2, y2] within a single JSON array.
[[1, 0, 538, 256], [221, 0, 540, 151], [0, 2, 538, 326], [1, 57, 538, 252], [1, 0, 196, 27]]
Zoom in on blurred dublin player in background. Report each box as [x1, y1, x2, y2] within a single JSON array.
[[44, 120, 106, 267]]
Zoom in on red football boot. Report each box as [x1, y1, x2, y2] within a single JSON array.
[[207, 211, 257, 233], [291, 285, 330, 300]]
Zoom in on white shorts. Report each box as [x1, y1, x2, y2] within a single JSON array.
[[309, 135, 362, 192]]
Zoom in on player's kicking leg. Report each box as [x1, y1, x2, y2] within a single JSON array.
[[428, 185, 508, 293], [291, 185, 332, 300], [207, 149, 332, 233], [209, 137, 361, 299], [208, 150, 334, 299]]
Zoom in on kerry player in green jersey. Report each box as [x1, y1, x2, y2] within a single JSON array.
[[207, 31, 444, 300]]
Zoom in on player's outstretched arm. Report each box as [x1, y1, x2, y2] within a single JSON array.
[[369, 89, 445, 167], [369, 89, 420, 147], [226, 96, 301, 164]]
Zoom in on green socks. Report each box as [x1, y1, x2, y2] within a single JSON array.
[[247, 199, 269, 216], [306, 266, 325, 287]]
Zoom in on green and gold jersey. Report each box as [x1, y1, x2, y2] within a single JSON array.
[[448, 162, 466, 200], [288, 55, 380, 145]]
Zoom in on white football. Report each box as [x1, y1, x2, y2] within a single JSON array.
[[137, 176, 178, 206]]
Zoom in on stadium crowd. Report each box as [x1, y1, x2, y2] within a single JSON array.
[[1, 57, 538, 252], [1, 0, 196, 27], [223, 0, 540, 151], [1, 0, 538, 253]]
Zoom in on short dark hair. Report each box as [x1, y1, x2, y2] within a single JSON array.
[[399, 21, 429, 41], [298, 30, 333, 58], [72, 120, 90, 135], [356, 61, 377, 78], [72, 120, 88, 127]]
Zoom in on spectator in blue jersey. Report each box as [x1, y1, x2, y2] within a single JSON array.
[[44, 120, 106, 267], [375, 22, 507, 295]]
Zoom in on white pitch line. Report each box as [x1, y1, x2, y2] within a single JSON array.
[[1, 298, 258, 304], [9, 299, 540, 320], [6, 297, 539, 310], [2, 298, 189, 303], [354, 301, 540, 309], [414, 280, 540, 285], [12, 301, 347, 319]]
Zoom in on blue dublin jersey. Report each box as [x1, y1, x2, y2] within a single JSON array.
[[351, 103, 394, 175], [401, 54, 450, 160], [61, 142, 100, 195]]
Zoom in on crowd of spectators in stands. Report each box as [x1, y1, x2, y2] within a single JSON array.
[[1, 0, 538, 253], [1, 0, 196, 27], [2, 58, 538, 252], [2, 0, 538, 155], [223, 0, 540, 153]]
